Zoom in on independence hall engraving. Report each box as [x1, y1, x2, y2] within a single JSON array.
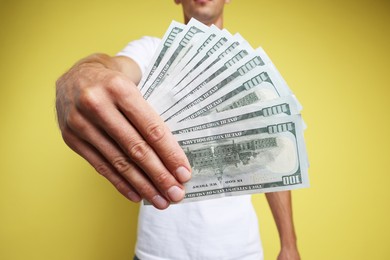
[[185, 137, 277, 174]]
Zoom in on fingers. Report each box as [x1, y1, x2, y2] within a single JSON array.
[[116, 82, 192, 182], [75, 74, 191, 201], [64, 110, 175, 209], [56, 63, 191, 209], [61, 127, 142, 203]]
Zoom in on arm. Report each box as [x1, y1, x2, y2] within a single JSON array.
[[265, 191, 301, 260], [55, 53, 192, 209]]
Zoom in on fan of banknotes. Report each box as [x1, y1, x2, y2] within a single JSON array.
[[138, 19, 309, 203]]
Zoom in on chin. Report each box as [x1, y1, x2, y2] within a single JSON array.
[[194, 0, 211, 4], [191, 13, 213, 24]]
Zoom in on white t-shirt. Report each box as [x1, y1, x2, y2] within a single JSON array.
[[117, 36, 263, 260]]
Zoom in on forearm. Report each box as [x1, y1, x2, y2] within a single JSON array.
[[265, 191, 297, 248]]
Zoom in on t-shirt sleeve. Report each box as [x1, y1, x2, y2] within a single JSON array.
[[116, 36, 161, 76]]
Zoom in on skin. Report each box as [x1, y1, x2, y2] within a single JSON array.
[[266, 191, 301, 260], [174, 0, 230, 28], [55, 0, 300, 258], [56, 53, 192, 209]]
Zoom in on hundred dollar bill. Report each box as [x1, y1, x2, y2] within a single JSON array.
[[138, 21, 185, 91], [168, 41, 253, 98], [161, 53, 286, 123], [148, 36, 245, 108], [218, 89, 275, 112], [158, 28, 206, 82], [150, 40, 251, 109], [141, 19, 209, 100], [165, 25, 222, 81], [254, 47, 290, 89], [252, 47, 303, 110], [168, 95, 301, 134], [174, 115, 309, 202], [167, 31, 243, 92], [148, 25, 228, 103], [154, 43, 256, 116], [169, 66, 291, 123]]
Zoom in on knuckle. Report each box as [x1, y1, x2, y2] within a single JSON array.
[[164, 150, 183, 167], [153, 171, 172, 187], [127, 141, 150, 162], [114, 181, 128, 193], [106, 73, 125, 88], [61, 127, 76, 147], [95, 163, 112, 178], [111, 156, 132, 174], [78, 88, 101, 113], [65, 109, 85, 131], [136, 184, 154, 197], [105, 74, 141, 103], [105, 74, 130, 97], [146, 124, 166, 144]]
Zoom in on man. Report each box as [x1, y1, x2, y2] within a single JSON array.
[[56, 0, 300, 259]]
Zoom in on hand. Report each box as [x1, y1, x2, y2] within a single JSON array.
[[277, 246, 301, 260], [55, 54, 192, 209]]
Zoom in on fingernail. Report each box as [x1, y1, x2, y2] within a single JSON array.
[[152, 195, 169, 209], [176, 166, 191, 183], [127, 191, 141, 202], [167, 186, 185, 202]]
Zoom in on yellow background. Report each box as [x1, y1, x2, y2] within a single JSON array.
[[1, 0, 389, 259]]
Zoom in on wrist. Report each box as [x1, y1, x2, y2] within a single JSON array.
[[280, 235, 298, 249]]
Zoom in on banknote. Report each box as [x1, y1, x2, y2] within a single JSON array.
[[168, 41, 253, 97], [138, 21, 185, 91], [167, 32, 244, 92], [148, 26, 234, 104], [168, 95, 301, 134], [138, 19, 309, 203], [142, 19, 209, 99], [174, 115, 309, 202], [165, 25, 222, 82], [165, 66, 291, 123], [149, 39, 252, 109], [153, 43, 258, 116]]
